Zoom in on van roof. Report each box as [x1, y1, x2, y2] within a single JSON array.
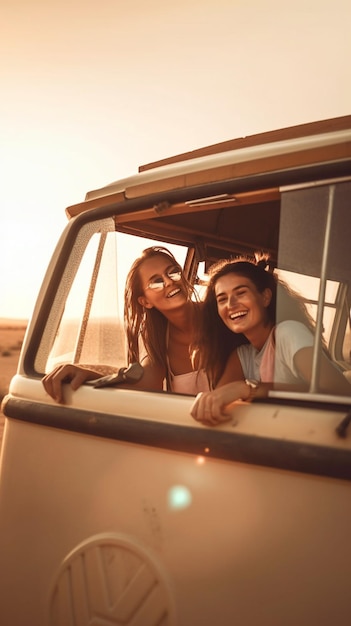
[[65, 115, 351, 219]]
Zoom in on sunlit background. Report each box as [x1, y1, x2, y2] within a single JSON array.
[[1, 0, 350, 320]]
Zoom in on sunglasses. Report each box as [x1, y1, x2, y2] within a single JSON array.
[[146, 266, 183, 291]]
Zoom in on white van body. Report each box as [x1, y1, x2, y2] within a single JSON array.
[[1, 116, 351, 626]]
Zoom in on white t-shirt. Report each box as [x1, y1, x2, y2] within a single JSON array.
[[237, 320, 314, 384]]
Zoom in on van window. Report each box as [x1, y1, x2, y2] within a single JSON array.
[[38, 179, 351, 402]]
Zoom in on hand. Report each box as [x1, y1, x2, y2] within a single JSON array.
[[42, 364, 102, 403], [190, 380, 249, 426]]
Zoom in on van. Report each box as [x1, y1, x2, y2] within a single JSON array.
[[1, 115, 351, 626]]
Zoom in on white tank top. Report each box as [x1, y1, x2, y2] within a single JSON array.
[[166, 323, 210, 394]]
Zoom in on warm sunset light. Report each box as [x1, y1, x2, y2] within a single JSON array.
[[1, 0, 350, 321]]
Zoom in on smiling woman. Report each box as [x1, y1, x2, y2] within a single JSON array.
[[41, 245, 210, 402], [124, 246, 209, 392], [191, 256, 351, 425]]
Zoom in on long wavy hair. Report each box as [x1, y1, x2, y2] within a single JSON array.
[[124, 246, 197, 377], [196, 255, 316, 387]]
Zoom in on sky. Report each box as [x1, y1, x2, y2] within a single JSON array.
[[1, 0, 350, 319]]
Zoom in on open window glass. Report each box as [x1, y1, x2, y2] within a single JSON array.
[[274, 180, 351, 402]]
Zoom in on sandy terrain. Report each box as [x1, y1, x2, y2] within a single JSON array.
[[0, 319, 27, 448]]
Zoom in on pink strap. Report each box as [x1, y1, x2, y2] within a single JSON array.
[[259, 329, 275, 382]]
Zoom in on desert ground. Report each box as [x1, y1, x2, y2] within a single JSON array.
[[0, 319, 27, 450]]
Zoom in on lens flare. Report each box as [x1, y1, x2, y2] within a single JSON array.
[[167, 485, 192, 510]]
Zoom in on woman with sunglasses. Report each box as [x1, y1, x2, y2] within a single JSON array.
[[42, 246, 209, 402]]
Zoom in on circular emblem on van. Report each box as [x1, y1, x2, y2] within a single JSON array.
[[50, 533, 176, 625]]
